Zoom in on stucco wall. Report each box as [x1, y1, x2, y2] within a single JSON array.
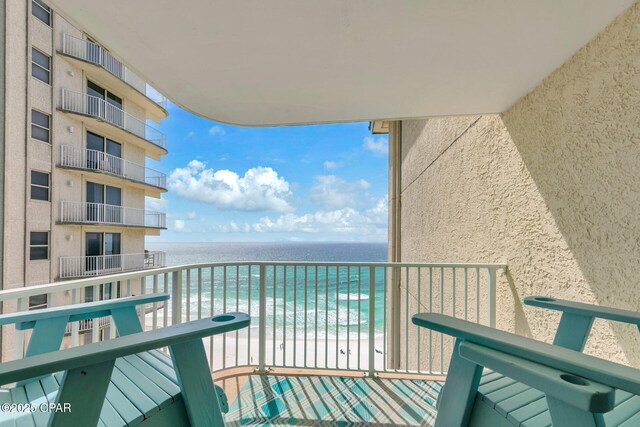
[[397, 1, 640, 366]]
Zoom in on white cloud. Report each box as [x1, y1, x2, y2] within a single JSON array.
[[364, 195, 388, 224], [184, 131, 196, 140], [309, 175, 370, 210], [186, 211, 197, 219], [363, 136, 388, 155], [252, 195, 388, 236], [174, 219, 189, 232], [323, 161, 344, 170], [168, 161, 293, 212], [145, 196, 168, 212], [208, 126, 225, 136]]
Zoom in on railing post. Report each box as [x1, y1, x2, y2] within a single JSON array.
[[392, 265, 401, 369], [70, 289, 79, 347], [258, 264, 267, 373], [487, 267, 497, 328], [171, 271, 183, 325], [368, 266, 376, 377], [14, 298, 27, 359]]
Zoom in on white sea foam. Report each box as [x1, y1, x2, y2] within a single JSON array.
[[338, 293, 370, 301]]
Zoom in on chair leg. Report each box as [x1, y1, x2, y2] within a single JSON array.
[[17, 316, 70, 387], [553, 313, 594, 352], [547, 396, 597, 427], [25, 316, 70, 357], [48, 359, 115, 427], [170, 339, 225, 427], [435, 339, 483, 427], [111, 306, 144, 336]]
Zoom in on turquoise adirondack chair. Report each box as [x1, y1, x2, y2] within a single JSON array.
[[0, 293, 250, 426], [413, 296, 640, 427]]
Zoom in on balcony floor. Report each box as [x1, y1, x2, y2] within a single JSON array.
[[223, 374, 442, 426]]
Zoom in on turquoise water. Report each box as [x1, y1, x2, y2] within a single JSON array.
[[145, 242, 388, 338]]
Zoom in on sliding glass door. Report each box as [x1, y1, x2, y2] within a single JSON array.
[[87, 80, 124, 126], [85, 232, 121, 273], [86, 182, 122, 223], [86, 131, 122, 174]]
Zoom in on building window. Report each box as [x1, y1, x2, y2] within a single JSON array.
[[30, 232, 49, 261], [31, 48, 51, 84], [30, 171, 50, 201], [31, 110, 50, 143], [32, 0, 51, 26], [29, 294, 48, 310]]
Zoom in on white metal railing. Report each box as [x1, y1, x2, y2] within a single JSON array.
[[58, 252, 166, 279], [63, 304, 163, 336], [64, 315, 111, 335], [1, 261, 505, 376], [60, 201, 166, 229], [60, 145, 167, 189], [61, 33, 168, 109], [61, 89, 167, 150]]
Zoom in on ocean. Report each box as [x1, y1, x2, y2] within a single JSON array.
[[146, 242, 388, 265], [145, 242, 388, 339]]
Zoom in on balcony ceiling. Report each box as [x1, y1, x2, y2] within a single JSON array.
[[48, 0, 634, 126]]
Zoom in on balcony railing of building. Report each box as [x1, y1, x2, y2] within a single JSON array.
[[5, 261, 505, 377], [60, 145, 167, 189], [61, 89, 167, 150], [59, 251, 166, 279], [60, 201, 166, 229], [61, 33, 168, 109], [64, 315, 111, 335]]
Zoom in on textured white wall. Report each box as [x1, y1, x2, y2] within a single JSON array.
[[398, 1, 640, 366]]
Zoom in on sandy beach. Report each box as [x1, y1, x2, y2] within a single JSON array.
[[145, 313, 385, 371], [204, 334, 386, 372]]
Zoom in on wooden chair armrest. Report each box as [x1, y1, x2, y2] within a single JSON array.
[[0, 293, 169, 330], [459, 341, 615, 413], [524, 296, 640, 326], [412, 313, 640, 395], [0, 312, 249, 386]]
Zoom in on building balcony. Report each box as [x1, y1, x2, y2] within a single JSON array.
[[5, 261, 505, 424], [4, 261, 629, 425], [60, 33, 168, 122], [60, 89, 167, 160], [59, 201, 166, 231], [58, 251, 165, 279], [59, 145, 166, 196]]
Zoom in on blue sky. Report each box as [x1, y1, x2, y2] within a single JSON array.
[[145, 102, 389, 242]]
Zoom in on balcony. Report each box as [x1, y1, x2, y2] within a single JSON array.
[[60, 33, 168, 121], [59, 201, 166, 231], [58, 251, 165, 279], [59, 145, 167, 196], [60, 89, 167, 160], [5, 261, 505, 424]]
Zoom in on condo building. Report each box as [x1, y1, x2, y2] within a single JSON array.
[[1, 0, 168, 323]]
